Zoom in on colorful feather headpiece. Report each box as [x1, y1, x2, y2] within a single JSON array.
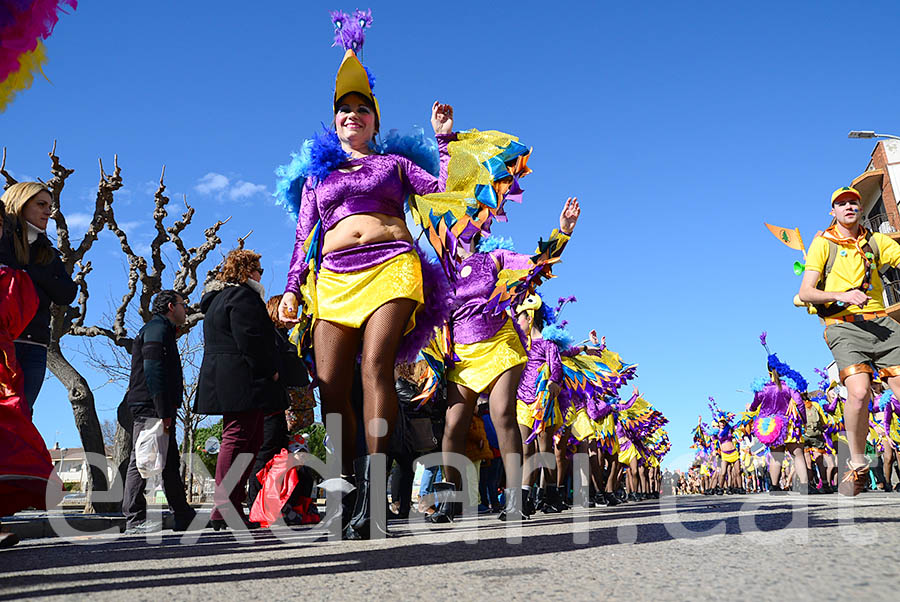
[[708, 396, 734, 425], [759, 331, 808, 392], [330, 9, 379, 122], [0, 0, 77, 112]]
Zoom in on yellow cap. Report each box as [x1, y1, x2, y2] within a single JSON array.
[[830, 186, 861, 205], [334, 49, 380, 124]]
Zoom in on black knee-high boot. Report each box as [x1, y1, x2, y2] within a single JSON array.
[[344, 455, 393, 540]]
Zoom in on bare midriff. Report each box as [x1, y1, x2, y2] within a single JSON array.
[[322, 212, 413, 256], [720, 442, 736, 454]]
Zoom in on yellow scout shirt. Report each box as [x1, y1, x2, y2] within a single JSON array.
[[806, 230, 900, 317]]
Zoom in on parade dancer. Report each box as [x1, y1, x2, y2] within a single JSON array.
[[275, 10, 455, 539], [427, 200, 580, 523], [749, 333, 813, 493], [709, 398, 741, 494], [797, 186, 900, 495]]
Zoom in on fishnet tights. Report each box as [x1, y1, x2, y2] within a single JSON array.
[[313, 299, 416, 472]]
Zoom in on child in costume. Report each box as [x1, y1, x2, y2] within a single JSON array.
[[749, 333, 813, 493], [275, 11, 455, 540]]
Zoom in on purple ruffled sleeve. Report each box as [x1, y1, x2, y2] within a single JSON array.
[[399, 133, 456, 196], [617, 390, 639, 412], [823, 396, 838, 414], [285, 181, 320, 295], [749, 392, 762, 413]]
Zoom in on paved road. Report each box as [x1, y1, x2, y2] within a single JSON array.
[[3, 493, 900, 601]]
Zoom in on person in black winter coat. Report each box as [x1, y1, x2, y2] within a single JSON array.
[[0, 183, 77, 413], [246, 294, 311, 515], [121, 290, 197, 533], [195, 249, 278, 529]]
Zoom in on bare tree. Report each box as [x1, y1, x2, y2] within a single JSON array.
[[100, 419, 117, 447], [1, 144, 230, 512]]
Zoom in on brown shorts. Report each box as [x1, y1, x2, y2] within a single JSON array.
[[824, 316, 900, 382]]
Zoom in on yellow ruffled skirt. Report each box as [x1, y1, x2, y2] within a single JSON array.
[[447, 318, 527, 394]]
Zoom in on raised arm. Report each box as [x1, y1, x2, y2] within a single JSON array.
[[401, 102, 457, 196]]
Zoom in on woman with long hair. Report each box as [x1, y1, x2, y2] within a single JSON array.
[[0, 182, 76, 413]]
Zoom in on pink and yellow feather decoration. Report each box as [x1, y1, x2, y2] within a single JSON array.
[[0, 0, 76, 112]]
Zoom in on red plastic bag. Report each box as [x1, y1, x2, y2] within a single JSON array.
[[249, 449, 300, 527]]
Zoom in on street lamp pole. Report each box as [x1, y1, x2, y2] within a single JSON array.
[[848, 130, 900, 141]]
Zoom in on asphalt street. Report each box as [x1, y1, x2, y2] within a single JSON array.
[[3, 493, 900, 601]]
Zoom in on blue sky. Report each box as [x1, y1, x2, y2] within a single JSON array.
[[2, 1, 899, 469]]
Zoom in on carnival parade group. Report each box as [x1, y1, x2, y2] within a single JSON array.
[[2, 9, 900, 548]]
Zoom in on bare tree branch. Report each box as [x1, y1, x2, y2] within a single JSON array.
[[0, 147, 17, 189]]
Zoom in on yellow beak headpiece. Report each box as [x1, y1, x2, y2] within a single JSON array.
[[334, 49, 381, 125], [515, 294, 543, 325]]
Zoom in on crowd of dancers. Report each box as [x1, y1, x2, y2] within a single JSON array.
[[684, 333, 900, 496]]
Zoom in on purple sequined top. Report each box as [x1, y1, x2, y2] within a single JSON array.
[[586, 389, 637, 421], [516, 338, 564, 404], [284, 133, 456, 294], [750, 382, 806, 423], [449, 250, 533, 344]]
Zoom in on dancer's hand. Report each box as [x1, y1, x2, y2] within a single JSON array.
[[559, 197, 580, 234], [279, 292, 300, 324], [549, 382, 561, 399], [431, 101, 454, 135], [589, 329, 599, 345]]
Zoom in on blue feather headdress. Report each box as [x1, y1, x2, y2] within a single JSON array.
[[759, 331, 808, 392], [477, 235, 515, 253], [274, 127, 439, 221], [708, 396, 734, 424]]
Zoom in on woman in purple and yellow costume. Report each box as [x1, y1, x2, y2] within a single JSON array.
[[275, 10, 455, 539], [428, 200, 581, 523], [748, 332, 813, 493], [514, 293, 567, 514], [709, 398, 741, 495]]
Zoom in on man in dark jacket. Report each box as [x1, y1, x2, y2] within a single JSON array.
[[122, 290, 196, 533]]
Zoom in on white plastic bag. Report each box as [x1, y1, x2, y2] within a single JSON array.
[[135, 418, 168, 480]]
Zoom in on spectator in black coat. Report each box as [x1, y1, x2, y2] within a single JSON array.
[[246, 294, 311, 514], [0, 183, 77, 413], [196, 249, 278, 530], [122, 290, 197, 533]]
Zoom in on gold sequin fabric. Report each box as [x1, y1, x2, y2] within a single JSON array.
[[315, 250, 424, 331], [286, 385, 316, 432], [447, 318, 527, 394]]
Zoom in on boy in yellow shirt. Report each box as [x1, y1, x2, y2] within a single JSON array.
[[799, 186, 900, 495]]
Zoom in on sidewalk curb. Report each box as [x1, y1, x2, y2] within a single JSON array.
[[3, 508, 213, 540]]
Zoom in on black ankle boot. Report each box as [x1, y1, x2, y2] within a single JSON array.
[[542, 486, 564, 513], [426, 482, 459, 524], [499, 488, 529, 521], [533, 487, 547, 513], [343, 456, 393, 540], [603, 492, 620, 507]]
